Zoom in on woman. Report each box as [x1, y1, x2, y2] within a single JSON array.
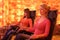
[[17, 8, 32, 33], [15, 4, 50, 40]]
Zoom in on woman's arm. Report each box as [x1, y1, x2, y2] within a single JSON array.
[[29, 19, 33, 28]]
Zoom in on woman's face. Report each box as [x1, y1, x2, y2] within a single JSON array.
[[24, 12, 29, 17], [40, 7, 47, 15], [24, 13, 27, 16]]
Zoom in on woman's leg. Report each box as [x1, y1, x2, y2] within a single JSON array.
[[15, 33, 30, 40], [15, 33, 45, 40], [2, 30, 14, 40]]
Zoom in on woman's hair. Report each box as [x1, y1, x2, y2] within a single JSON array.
[[24, 8, 30, 18], [40, 4, 50, 14], [24, 8, 30, 14], [40, 4, 49, 11]]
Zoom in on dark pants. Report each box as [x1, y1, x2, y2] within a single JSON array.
[[15, 33, 45, 40], [15, 30, 33, 40], [15, 30, 45, 40], [15, 33, 30, 40], [2, 30, 15, 40]]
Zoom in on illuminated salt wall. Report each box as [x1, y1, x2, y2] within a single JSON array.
[[0, 0, 60, 27]]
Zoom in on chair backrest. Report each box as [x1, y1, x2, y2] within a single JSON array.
[[46, 10, 57, 40], [30, 11, 36, 25]]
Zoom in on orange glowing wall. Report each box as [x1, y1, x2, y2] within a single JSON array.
[[0, 0, 60, 27]]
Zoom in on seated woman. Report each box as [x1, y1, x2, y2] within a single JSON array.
[[17, 8, 33, 34], [2, 8, 33, 40], [15, 4, 51, 40]]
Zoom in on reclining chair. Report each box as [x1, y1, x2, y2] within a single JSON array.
[[46, 10, 57, 40]]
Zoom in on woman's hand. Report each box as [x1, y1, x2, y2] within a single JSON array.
[[30, 35, 39, 39]]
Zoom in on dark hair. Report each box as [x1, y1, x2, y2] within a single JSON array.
[[24, 8, 30, 13], [24, 8, 30, 18]]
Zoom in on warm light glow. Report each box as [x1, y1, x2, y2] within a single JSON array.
[[0, 0, 60, 27], [0, 15, 2, 18]]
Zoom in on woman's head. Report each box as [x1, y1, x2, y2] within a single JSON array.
[[40, 4, 50, 16], [24, 8, 30, 18]]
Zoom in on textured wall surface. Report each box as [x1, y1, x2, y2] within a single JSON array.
[[0, 0, 60, 27]]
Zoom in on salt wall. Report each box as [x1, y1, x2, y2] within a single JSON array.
[[0, 0, 60, 27]]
